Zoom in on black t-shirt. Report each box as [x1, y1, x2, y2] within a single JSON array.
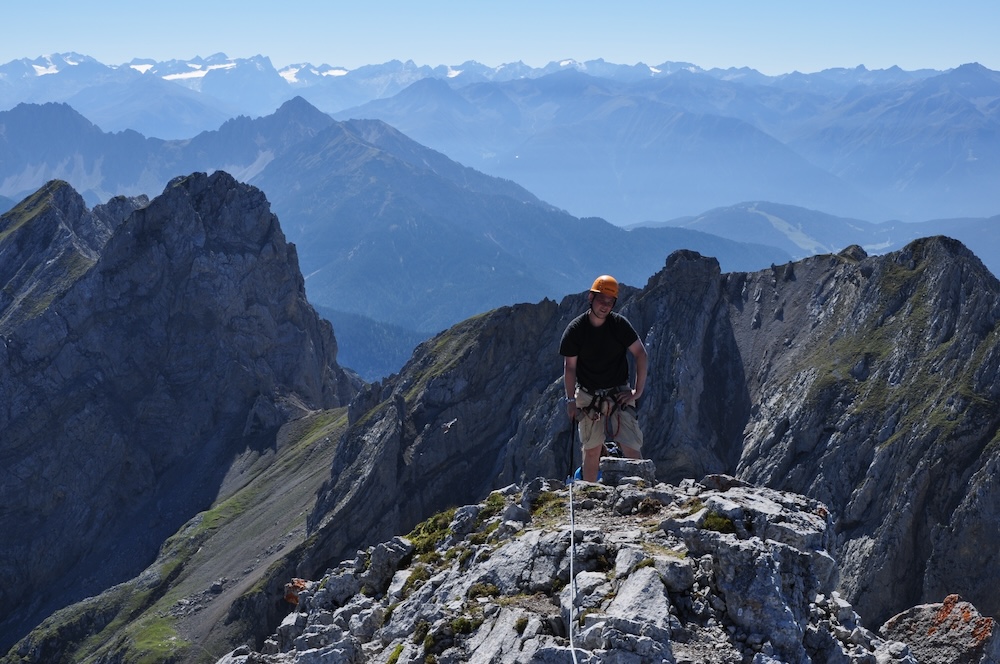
[[559, 311, 639, 390]]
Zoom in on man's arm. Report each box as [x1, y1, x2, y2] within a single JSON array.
[[563, 355, 578, 419], [627, 338, 647, 402]]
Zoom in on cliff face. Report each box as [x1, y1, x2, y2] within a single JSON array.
[[0, 173, 361, 647], [714, 239, 1000, 626], [299, 236, 1000, 637]]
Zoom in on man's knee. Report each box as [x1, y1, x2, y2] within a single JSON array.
[[621, 444, 642, 459]]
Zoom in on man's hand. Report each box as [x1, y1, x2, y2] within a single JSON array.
[[616, 389, 638, 407], [565, 399, 577, 421]]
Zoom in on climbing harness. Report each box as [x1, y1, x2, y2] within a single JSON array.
[[580, 386, 634, 440]]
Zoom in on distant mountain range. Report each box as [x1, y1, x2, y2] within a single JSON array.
[[2, 53, 998, 225], [3, 53, 1000, 380], [633, 201, 1000, 278], [0, 97, 791, 340], [334, 63, 1000, 225]]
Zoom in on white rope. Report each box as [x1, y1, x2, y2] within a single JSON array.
[[567, 433, 581, 664]]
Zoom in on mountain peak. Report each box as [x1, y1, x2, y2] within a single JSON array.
[[0, 178, 120, 328], [0, 173, 361, 647], [271, 94, 332, 123]]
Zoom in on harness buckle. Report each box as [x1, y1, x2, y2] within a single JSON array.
[[581, 387, 622, 419]]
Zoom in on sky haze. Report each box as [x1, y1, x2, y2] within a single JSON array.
[[2, 1, 997, 74]]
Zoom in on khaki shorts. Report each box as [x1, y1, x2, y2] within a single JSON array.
[[575, 386, 643, 452]]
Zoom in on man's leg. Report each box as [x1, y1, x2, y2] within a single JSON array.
[[621, 443, 642, 460], [577, 415, 604, 482], [576, 390, 605, 482], [615, 406, 643, 460], [582, 443, 602, 481]]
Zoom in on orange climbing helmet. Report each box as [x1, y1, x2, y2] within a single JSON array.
[[589, 275, 619, 298]]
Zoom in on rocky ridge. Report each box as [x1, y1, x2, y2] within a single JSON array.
[[0, 173, 361, 649], [287, 235, 1000, 646], [0, 179, 143, 328], [4, 219, 1000, 663], [0, 99, 794, 335], [216, 465, 998, 664]]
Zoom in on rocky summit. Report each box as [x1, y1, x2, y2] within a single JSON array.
[[215, 466, 997, 664]]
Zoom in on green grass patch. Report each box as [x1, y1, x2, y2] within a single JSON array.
[[402, 311, 493, 404], [641, 541, 687, 559], [412, 620, 430, 644], [635, 558, 655, 570], [0, 181, 63, 243], [451, 615, 481, 634], [402, 564, 431, 597], [417, 549, 443, 566], [468, 520, 500, 545], [476, 492, 506, 525], [529, 491, 566, 523], [387, 643, 405, 664], [20, 250, 95, 320], [677, 498, 705, 517], [467, 582, 500, 599], [407, 507, 458, 555], [128, 616, 191, 664], [702, 511, 737, 534]]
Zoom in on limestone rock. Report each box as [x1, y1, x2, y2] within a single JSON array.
[[217, 478, 923, 664], [880, 594, 1000, 664]]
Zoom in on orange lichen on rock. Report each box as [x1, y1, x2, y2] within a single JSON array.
[[932, 594, 960, 625], [972, 617, 995, 646], [926, 593, 997, 647], [284, 577, 308, 605]]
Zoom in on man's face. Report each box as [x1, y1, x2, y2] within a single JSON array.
[[590, 293, 615, 317]]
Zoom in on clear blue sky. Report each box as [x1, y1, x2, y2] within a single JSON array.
[[3, 0, 997, 74]]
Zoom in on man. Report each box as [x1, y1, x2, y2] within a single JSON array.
[[559, 275, 647, 481]]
